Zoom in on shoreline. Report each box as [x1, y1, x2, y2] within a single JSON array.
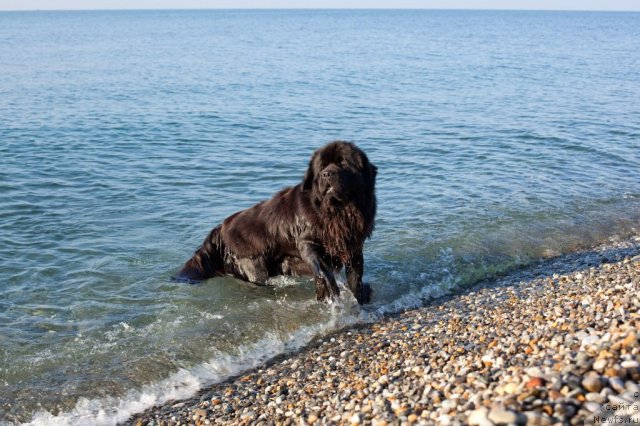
[[128, 236, 640, 425]]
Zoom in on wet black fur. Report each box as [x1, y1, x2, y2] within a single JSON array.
[[174, 141, 377, 303]]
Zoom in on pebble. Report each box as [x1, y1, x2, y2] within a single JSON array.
[[593, 359, 607, 372], [526, 377, 545, 389], [609, 377, 626, 393], [524, 411, 551, 426], [488, 408, 518, 424], [441, 399, 457, 413], [468, 408, 493, 426], [193, 408, 207, 418], [437, 414, 452, 425], [585, 392, 605, 403], [584, 402, 601, 413], [240, 411, 255, 419], [126, 240, 640, 426], [502, 382, 520, 394], [582, 376, 603, 393]]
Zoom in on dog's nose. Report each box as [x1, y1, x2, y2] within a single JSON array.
[[321, 170, 334, 179]]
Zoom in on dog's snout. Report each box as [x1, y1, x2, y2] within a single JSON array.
[[321, 170, 334, 179]]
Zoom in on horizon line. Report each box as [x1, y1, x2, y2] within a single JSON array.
[[2, 7, 640, 12]]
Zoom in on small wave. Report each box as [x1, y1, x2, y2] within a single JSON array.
[[22, 286, 370, 426]]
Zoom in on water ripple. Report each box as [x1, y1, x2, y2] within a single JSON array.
[[1, 9, 640, 424]]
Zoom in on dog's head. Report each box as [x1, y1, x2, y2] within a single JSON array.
[[303, 141, 377, 208]]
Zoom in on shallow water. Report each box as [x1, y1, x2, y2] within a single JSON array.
[[1, 9, 639, 425]]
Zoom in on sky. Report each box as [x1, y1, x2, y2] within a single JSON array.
[[1, 0, 639, 11]]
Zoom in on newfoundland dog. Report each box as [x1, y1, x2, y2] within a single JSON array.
[[175, 141, 377, 303]]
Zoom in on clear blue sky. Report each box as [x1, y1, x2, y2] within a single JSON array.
[[1, 1, 639, 11]]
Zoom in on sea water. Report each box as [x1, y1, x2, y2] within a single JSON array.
[[1, 9, 639, 424]]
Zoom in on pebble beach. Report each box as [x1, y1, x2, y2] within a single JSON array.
[[128, 236, 640, 426]]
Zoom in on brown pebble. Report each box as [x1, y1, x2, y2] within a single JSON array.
[[548, 390, 562, 400], [581, 376, 602, 393], [621, 332, 638, 348], [526, 377, 546, 389], [193, 408, 207, 418], [604, 366, 627, 378]]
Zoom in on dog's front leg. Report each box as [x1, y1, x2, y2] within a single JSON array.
[[298, 241, 340, 301], [346, 250, 365, 304]]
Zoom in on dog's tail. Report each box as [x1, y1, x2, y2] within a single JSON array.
[[173, 226, 226, 283]]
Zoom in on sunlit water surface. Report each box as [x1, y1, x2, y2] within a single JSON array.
[[1, 9, 639, 425]]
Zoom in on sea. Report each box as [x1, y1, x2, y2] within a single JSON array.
[[1, 9, 639, 425]]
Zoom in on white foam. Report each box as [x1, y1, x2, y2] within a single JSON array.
[[22, 275, 452, 426], [265, 275, 301, 288], [22, 290, 369, 426]]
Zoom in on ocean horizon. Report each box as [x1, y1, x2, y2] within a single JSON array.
[[2, 7, 640, 12]]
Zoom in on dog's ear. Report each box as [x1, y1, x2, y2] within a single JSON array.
[[302, 152, 318, 191]]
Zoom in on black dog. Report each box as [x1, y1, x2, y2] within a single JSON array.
[[175, 141, 377, 303]]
